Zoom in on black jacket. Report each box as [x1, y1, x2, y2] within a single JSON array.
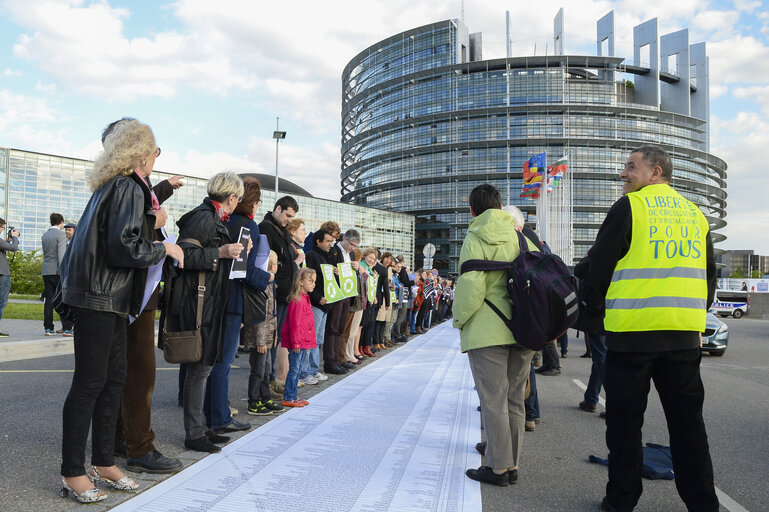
[[589, 195, 716, 352], [305, 246, 334, 312], [160, 199, 233, 366], [573, 254, 605, 335], [60, 173, 166, 317], [259, 212, 295, 303], [374, 262, 390, 308]]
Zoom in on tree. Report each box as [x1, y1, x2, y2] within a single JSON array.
[[8, 250, 44, 295], [730, 267, 746, 279], [751, 270, 761, 278]]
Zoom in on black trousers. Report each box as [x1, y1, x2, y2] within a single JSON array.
[[605, 348, 719, 512], [43, 275, 74, 331], [324, 299, 350, 365], [61, 308, 127, 477], [541, 341, 560, 370]]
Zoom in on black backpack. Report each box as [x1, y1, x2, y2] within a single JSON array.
[[460, 230, 578, 350]]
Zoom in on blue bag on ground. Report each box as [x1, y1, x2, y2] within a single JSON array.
[[589, 443, 675, 480]]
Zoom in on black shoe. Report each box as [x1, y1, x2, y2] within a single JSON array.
[[600, 496, 624, 511], [114, 439, 127, 458], [205, 430, 230, 444], [465, 466, 510, 487], [534, 366, 548, 374], [0, 332, 9, 337], [127, 450, 183, 474], [508, 469, 518, 484], [185, 436, 221, 453], [324, 365, 346, 375], [214, 419, 251, 434], [540, 369, 561, 376], [580, 353, 591, 358], [341, 362, 356, 370], [475, 442, 486, 456]]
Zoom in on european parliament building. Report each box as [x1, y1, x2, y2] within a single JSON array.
[[0, 147, 415, 265], [341, 10, 727, 274]]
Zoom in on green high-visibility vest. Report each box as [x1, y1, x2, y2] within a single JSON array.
[[604, 183, 710, 332]]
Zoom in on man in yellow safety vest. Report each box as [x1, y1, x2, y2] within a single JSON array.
[[588, 146, 719, 512]]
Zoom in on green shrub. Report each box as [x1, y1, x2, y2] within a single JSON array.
[[8, 250, 44, 295]]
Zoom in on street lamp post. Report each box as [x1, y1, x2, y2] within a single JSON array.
[[273, 117, 287, 200]]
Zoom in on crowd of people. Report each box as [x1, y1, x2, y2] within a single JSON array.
[[54, 118, 455, 504]]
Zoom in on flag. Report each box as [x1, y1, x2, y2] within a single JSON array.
[[520, 152, 547, 199], [547, 157, 568, 188]]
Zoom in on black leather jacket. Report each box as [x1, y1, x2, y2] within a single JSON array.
[[60, 173, 166, 317]]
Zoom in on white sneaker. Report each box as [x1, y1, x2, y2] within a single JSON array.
[[313, 372, 329, 381], [301, 375, 319, 385]]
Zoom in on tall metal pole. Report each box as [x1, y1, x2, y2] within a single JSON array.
[[274, 117, 280, 199]]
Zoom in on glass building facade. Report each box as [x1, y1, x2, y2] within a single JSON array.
[[0, 147, 415, 265], [341, 17, 727, 274]]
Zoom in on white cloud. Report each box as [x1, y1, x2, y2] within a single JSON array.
[[711, 112, 769, 254], [710, 83, 728, 99], [153, 138, 341, 200], [34, 81, 57, 94], [708, 35, 769, 85], [691, 10, 741, 38], [733, 86, 769, 115], [733, 0, 762, 12], [3, 68, 23, 77]]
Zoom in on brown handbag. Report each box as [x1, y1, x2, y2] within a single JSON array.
[[162, 238, 206, 364]]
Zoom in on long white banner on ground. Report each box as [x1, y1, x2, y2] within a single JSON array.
[[111, 322, 482, 512]]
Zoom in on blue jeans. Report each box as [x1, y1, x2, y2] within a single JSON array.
[[301, 307, 325, 378], [284, 349, 305, 401], [204, 311, 241, 429], [583, 333, 607, 406], [0, 274, 10, 322], [524, 362, 539, 420], [559, 331, 569, 356], [409, 309, 417, 333]]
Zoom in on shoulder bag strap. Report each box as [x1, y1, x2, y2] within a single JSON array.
[[177, 237, 206, 328]]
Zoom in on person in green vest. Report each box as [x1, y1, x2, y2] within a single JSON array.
[[589, 146, 718, 512]]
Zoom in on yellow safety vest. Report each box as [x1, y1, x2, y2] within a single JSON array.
[[604, 183, 709, 332]]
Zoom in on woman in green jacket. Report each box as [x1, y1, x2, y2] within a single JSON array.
[[452, 184, 537, 487]]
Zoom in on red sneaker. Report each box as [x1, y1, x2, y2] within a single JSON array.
[[281, 399, 305, 407], [298, 399, 309, 405]]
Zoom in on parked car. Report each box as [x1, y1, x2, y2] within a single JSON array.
[[709, 290, 749, 319], [702, 313, 729, 356]]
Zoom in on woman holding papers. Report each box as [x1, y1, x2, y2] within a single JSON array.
[[204, 177, 273, 435], [164, 172, 249, 453]]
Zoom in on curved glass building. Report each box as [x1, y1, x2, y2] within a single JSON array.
[[341, 13, 727, 274]]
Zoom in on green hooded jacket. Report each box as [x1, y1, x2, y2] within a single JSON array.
[[452, 208, 538, 353]]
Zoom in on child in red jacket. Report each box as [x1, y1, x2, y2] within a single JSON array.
[[281, 267, 317, 407]]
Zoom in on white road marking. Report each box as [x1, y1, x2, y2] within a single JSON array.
[[570, 379, 749, 511], [572, 378, 605, 406]]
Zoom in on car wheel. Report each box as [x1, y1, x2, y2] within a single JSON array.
[[732, 310, 743, 319], [709, 351, 725, 357]]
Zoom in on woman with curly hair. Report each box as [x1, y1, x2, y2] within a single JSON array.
[[58, 119, 184, 503]]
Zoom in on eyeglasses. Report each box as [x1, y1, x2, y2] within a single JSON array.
[[155, 147, 161, 157]]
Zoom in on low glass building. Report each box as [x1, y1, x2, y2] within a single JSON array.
[[341, 12, 727, 274], [0, 147, 415, 265]]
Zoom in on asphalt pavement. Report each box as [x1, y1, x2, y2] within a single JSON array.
[[0, 318, 766, 511]]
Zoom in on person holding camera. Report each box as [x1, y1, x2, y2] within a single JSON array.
[[0, 219, 19, 337]]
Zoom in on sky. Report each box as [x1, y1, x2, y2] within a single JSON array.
[[0, 0, 767, 253]]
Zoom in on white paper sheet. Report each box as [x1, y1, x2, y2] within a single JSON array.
[[111, 322, 482, 512]]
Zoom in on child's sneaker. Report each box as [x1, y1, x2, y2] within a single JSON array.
[[298, 399, 310, 406], [281, 399, 305, 408], [247, 402, 273, 416], [313, 372, 329, 381], [262, 400, 284, 412]]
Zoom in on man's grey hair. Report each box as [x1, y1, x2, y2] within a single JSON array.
[[503, 205, 525, 230], [631, 145, 673, 181], [343, 229, 360, 244]]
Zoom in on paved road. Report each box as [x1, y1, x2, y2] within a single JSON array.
[[0, 318, 766, 511]]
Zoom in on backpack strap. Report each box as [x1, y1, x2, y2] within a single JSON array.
[[516, 230, 530, 253], [460, 259, 513, 275]]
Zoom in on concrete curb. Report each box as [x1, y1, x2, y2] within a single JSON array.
[[0, 337, 74, 363]]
